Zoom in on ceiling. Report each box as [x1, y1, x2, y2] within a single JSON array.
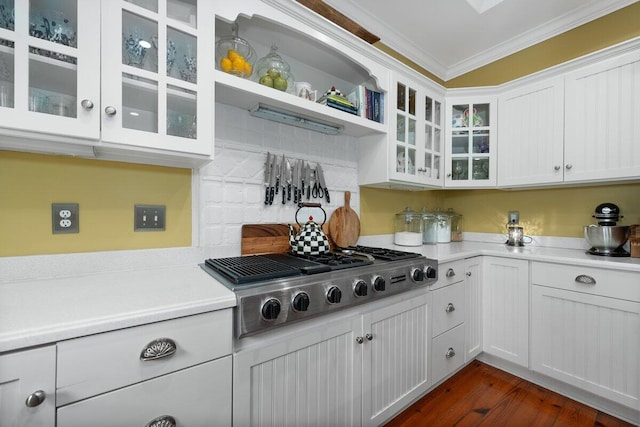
[[318, 0, 638, 81]]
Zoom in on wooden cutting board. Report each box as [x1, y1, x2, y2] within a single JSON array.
[[328, 191, 361, 248], [241, 223, 333, 255]]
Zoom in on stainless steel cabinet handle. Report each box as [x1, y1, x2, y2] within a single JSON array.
[[565, 164, 573, 170], [365, 333, 373, 341], [140, 338, 177, 361], [356, 336, 364, 344], [575, 275, 596, 285], [445, 303, 455, 313], [466, 271, 472, 277], [145, 415, 176, 427], [80, 99, 94, 110], [104, 105, 117, 116], [25, 390, 46, 407], [445, 348, 456, 359], [446, 268, 455, 278], [554, 165, 561, 171]]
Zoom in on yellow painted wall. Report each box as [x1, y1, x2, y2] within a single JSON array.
[[0, 151, 192, 256]]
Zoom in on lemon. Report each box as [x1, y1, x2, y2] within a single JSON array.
[[244, 62, 252, 76], [232, 57, 246, 72], [220, 57, 232, 72], [227, 49, 241, 61]]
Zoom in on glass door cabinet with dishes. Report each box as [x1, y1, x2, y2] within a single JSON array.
[[100, 0, 213, 159], [444, 97, 497, 187], [0, 0, 100, 143], [390, 73, 443, 187]]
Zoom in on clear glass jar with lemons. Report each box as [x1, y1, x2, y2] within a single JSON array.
[[215, 23, 256, 79]]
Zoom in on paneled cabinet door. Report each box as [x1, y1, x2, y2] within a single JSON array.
[[497, 77, 565, 187], [564, 48, 640, 182], [445, 96, 497, 188], [0, 0, 100, 141], [361, 292, 430, 427], [482, 257, 529, 367], [0, 346, 55, 427], [465, 257, 482, 361], [389, 74, 443, 187], [233, 319, 360, 427], [100, 0, 213, 156], [531, 285, 640, 409]]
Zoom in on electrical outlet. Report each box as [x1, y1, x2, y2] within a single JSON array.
[[508, 210, 520, 224], [52, 203, 79, 234], [134, 205, 166, 231]]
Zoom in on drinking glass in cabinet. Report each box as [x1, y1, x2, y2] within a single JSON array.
[[0, 40, 14, 108], [29, 0, 77, 48], [122, 10, 157, 72], [472, 158, 489, 180], [0, 0, 14, 30], [167, 85, 196, 139], [472, 132, 490, 153], [29, 47, 77, 117], [168, 27, 196, 83], [122, 73, 158, 133], [451, 159, 467, 180]]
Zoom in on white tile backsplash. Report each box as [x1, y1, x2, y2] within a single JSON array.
[[198, 103, 361, 255]]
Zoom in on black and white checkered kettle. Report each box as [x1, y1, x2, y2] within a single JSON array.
[[289, 203, 330, 256]]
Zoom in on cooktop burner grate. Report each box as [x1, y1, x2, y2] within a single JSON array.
[[204, 255, 301, 284], [349, 245, 422, 261]]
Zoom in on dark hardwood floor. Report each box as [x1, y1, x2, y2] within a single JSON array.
[[385, 361, 637, 427]]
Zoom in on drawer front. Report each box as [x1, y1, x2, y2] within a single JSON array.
[[431, 324, 465, 385], [432, 259, 466, 290], [432, 281, 465, 337], [57, 309, 232, 405], [531, 262, 640, 302], [57, 356, 232, 426]]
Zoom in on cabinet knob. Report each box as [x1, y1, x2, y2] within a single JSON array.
[[25, 390, 46, 407], [140, 338, 177, 361], [80, 99, 94, 110], [445, 303, 455, 313], [554, 165, 561, 171], [445, 347, 456, 359], [446, 173, 452, 178], [356, 336, 364, 344], [466, 271, 472, 277], [145, 415, 176, 427], [365, 333, 373, 341], [104, 106, 117, 116], [446, 268, 455, 278], [565, 164, 573, 170], [575, 275, 596, 285]]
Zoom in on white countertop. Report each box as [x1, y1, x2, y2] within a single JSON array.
[[1, 235, 638, 353]]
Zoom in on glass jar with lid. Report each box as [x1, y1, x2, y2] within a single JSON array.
[[394, 207, 423, 246], [215, 22, 256, 79], [447, 208, 464, 241], [253, 45, 295, 93], [421, 208, 437, 245], [434, 208, 452, 243]]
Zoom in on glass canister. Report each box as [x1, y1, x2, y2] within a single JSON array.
[[394, 207, 423, 246], [421, 208, 437, 245], [215, 22, 256, 79], [448, 208, 464, 242], [253, 45, 295, 93], [434, 208, 452, 243]]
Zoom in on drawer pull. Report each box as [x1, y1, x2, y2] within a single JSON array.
[[145, 415, 176, 427], [446, 268, 456, 278], [445, 347, 456, 359], [25, 390, 46, 407], [140, 338, 177, 361], [575, 275, 596, 285], [356, 336, 364, 344], [365, 333, 373, 341], [445, 303, 455, 313]]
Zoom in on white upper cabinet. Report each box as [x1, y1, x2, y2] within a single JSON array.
[[0, 0, 100, 145], [564, 48, 640, 183], [498, 77, 565, 187], [100, 0, 214, 161], [444, 96, 497, 188]]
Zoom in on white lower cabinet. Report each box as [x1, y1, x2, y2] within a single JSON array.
[[233, 291, 430, 427], [482, 257, 529, 367], [0, 346, 56, 427], [531, 262, 640, 410], [464, 257, 482, 361]]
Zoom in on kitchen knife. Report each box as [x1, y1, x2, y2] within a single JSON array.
[[281, 155, 287, 204], [317, 164, 330, 204], [296, 160, 303, 204], [286, 159, 292, 202], [292, 159, 299, 204], [264, 152, 271, 205], [305, 163, 311, 200], [268, 154, 277, 205], [274, 155, 280, 195], [301, 162, 306, 197]]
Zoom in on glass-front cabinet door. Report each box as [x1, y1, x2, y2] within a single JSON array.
[[445, 97, 496, 187], [0, 0, 100, 141], [390, 73, 443, 187], [100, 0, 213, 156]]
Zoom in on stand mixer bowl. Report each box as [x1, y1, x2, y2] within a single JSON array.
[[584, 225, 630, 252]]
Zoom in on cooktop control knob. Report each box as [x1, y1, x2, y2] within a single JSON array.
[[411, 268, 425, 282], [326, 286, 342, 304], [372, 276, 386, 292], [424, 266, 437, 280], [354, 280, 368, 297], [261, 298, 281, 321], [292, 292, 310, 312]]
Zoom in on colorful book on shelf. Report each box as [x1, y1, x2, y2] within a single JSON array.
[[317, 93, 356, 107], [324, 99, 359, 115]]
